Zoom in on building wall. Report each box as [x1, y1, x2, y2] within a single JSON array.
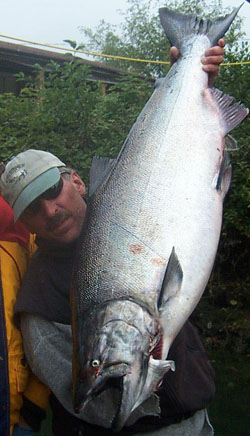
[[0, 71, 21, 95]]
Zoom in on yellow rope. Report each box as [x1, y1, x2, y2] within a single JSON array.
[[0, 33, 249, 66], [221, 61, 250, 66]]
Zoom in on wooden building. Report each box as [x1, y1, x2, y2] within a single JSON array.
[[0, 40, 124, 95]]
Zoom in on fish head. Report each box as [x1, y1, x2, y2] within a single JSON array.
[[73, 300, 164, 430]]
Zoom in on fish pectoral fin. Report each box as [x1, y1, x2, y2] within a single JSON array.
[[131, 357, 175, 413], [89, 156, 116, 197], [148, 356, 175, 374], [210, 87, 249, 134], [157, 247, 183, 313], [214, 150, 232, 197]]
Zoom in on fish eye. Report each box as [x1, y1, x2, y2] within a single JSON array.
[[91, 359, 100, 367]]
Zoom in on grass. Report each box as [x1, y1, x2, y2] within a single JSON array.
[[37, 350, 250, 436]]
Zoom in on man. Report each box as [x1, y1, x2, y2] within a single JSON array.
[[0, 195, 49, 436], [0, 42, 225, 436]]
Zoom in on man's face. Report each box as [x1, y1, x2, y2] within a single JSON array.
[[19, 172, 87, 244]]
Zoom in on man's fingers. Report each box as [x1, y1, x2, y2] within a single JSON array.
[[218, 38, 226, 48], [201, 55, 224, 66], [169, 46, 179, 65], [169, 39, 226, 87], [204, 46, 224, 57], [202, 64, 220, 73]]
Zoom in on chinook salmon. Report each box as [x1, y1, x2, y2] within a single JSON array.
[[71, 5, 248, 431]]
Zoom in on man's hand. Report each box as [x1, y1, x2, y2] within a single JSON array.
[[169, 46, 179, 66], [201, 39, 225, 86], [169, 39, 225, 87]]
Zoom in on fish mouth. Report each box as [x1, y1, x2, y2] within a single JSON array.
[[74, 362, 130, 413], [92, 364, 130, 397]]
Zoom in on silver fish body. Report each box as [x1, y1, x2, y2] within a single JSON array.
[[71, 6, 248, 431]]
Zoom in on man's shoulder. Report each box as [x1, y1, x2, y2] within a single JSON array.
[[15, 245, 73, 324], [21, 248, 46, 281], [14, 248, 54, 316]]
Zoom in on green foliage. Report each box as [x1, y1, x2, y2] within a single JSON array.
[[0, 58, 153, 183], [91, 75, 153, 159], [1, 60, 102, 180], [209, 349, 250, 435], [80, 1, 169, 78]]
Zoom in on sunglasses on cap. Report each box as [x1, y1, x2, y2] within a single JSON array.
[[25, 176, 64, 215]]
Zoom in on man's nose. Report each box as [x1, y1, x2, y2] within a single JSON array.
[[40, 199, 58, 216]]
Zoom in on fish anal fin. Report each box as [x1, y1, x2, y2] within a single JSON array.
[[158, 247, 183, 313], [225, 134, 238, 151], [210, 87, 249, 134], [214, 150, 232, 198], [89, 156, 116, 197]]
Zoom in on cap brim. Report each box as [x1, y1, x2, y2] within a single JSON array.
[[13, 167, 60, 221]]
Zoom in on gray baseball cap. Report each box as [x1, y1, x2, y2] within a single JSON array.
[[0, 149, 65, 221]]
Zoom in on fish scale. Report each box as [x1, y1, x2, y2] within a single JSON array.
[[71, 5, 248, 431]]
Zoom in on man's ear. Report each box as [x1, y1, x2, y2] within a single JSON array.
[[70, 172, 86, 196]]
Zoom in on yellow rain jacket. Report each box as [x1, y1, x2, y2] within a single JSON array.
[[0, 196, 50, 435]]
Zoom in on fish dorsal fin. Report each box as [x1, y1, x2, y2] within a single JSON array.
[[211, 88, 249, 135], [158, 247, 183, 313], [88, 156, 116, 197], [159, 5, 242, 49]]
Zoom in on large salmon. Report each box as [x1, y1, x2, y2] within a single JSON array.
[[71, 5, 248, 431]]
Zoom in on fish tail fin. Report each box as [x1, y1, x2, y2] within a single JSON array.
[[159, 5, 242, 48]]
